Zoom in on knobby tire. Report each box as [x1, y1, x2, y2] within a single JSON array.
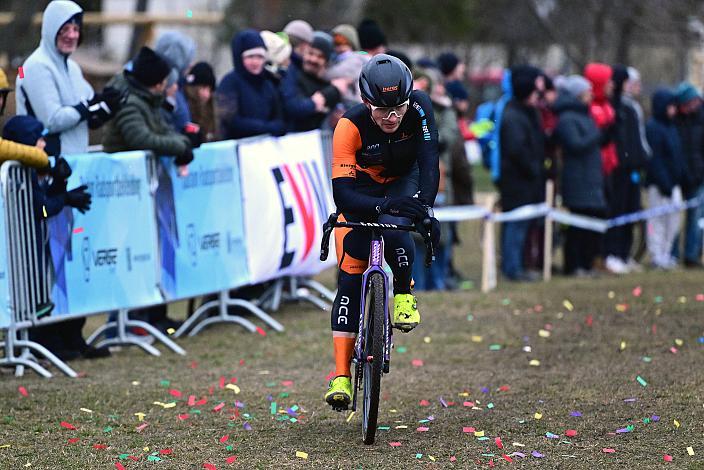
[[362, 272, 385, 445]]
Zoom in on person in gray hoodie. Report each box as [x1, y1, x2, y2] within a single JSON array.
[[16, 0, 123, 156], [554, 75, 607, 275], [154, 31, 197, 133]]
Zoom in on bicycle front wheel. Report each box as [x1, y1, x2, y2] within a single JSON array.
[[362, 272, 385, 445]]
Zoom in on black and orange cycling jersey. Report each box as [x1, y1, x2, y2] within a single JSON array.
[[331, 89, 440, 216]]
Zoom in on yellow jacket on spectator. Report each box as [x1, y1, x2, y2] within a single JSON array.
[[0, 138, 49, 168]]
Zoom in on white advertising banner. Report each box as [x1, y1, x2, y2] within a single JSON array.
[[238, 131, 336, 284]]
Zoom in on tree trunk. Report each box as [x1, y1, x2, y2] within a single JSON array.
[[128, 0, 150, 60]]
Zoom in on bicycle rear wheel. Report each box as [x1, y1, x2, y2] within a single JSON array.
[[362, 272, 385, 445]]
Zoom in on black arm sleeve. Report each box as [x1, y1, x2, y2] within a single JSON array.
[[411, 91, 440, 206], [332, 177, 384, 216]]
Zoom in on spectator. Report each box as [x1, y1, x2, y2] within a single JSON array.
[[673, 82, 704, 268], [646, 88, 687, 270], [554, 76, 607, 276], [584, 63, 618, 179], [437, 52, 469, 117], [102, 47, 194, 164], [3, 116, 103, 360], [474, 68, 512, 182], [16, 0, 122, 156], [282, 31, 343, 132], [357, 19, 387, 56], [326, 24, 368, 105], [604, 65, 649, 273], [184, 62, 218, 142], [283, 19, 314, 69], [216, 29, 285, 139], [624, 67, 651, 159], [261, 30, 292, 83], [499, 65, 545, 281]]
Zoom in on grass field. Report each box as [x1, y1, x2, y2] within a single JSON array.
[[1, 218, 704, 469]]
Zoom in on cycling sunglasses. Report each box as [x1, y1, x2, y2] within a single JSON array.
[[370, 100, 410, 120]]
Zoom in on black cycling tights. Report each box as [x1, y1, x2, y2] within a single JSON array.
[[331, 213, 415, 334]]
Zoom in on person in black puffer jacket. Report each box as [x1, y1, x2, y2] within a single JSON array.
[[498, 65, 545, 281], [645, 88, 687, 269], [554, 75, 607, 275], [603, 64, 649, 273]]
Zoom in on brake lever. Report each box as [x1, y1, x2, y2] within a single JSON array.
[[320, 213, 339, 261]]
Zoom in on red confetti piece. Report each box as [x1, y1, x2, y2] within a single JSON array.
[[498, 385, 510, 392], [229, 377, 237, 383], [281, 380, 294, 387], [169, 389, 182, 398], [502, 454, 513, 462], [60, 421, 77, 430], [462, 426, 475, 433], [226, 456, 237, 464], [18, 66, 24, 79], [664, 454, 673, 462], [632, 286, 642, 297], [190, 361, 198, 369], [324, 370, 335, 381], [411, 359, 424, 367], [256, 326, 267, 336], [93, 444, 107, 450], [389, 442, 402, 447], [115, 463, 126, 470], [18, 386, 28, 397], [670, 347, 678, 354], [463, 401, 475, 407], [450, 456, 457, 462], [177, 414, 189, 421], [208, 386, 214, 395], [128, 455, 139, 461], [220, 434, 229, 443], [188, 395, 196, 406], [219, 376, 225, 389], [565, 429, 577, 437], [160, 449, 173, 455], [203, 464, 217, 470], [696, 293, 704, 301], [585, 315, 593, 327], [196, 397, 208, 406], [419, 399, 430, 406], [239, 359, 245, 366], [67, 438, 80, 444], [72, 227, 84, 234], [416, 426, 429, 432], [495, 437, 503, 449], [213, 402, 225, 412], [135, 423, 148, 432], [652, 324, 657, 334], [603, 448, 616, 453]]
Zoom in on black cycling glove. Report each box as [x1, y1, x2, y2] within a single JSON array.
[[65, 185, 92, 214], [47, 157, 72, 196], [87, 86, 127, 129], [377, 196, 428, 220]]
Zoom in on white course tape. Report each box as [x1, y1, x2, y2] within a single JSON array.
[[490, 203, 550, 222], [549, 210, 609, 233], [434, 205, 489, 222]]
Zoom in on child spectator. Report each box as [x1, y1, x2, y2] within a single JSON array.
[[183, 62, 218, 142]]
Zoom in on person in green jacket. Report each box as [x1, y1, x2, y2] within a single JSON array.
[[102, 46, 194, 165]]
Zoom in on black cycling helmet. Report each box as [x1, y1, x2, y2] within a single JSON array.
[[359, 53, 413, 107]]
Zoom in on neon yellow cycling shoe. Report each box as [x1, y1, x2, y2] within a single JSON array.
[[393, 293, 420, 332], [325, 376, 352, 411]]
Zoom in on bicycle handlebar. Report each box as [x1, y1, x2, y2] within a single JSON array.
[[320, 213, 435, 267]]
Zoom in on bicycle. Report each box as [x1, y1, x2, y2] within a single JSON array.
[[320, 212, 435, 445]]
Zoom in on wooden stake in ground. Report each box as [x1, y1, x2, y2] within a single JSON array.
[[543, 180, 555, 282], [481, 194, 497, 293]]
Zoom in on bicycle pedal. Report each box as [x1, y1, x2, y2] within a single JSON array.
[[332, 404, 348, 412]]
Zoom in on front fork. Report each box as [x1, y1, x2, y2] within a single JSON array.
[[351, 267, 392, 412]]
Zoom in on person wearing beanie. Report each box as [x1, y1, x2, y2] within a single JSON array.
[[553, 75, 607, 275], [326, 25, 369, 106], [600, 64, 650, 274], [437, 52, 469, 116], [281, 30, 346, 132], [673, 81, 704, 267], [498, 64, 545, 282], [283, 19, 314, 66], [102, 47, 194, 165], [216, 29, 285, 139], [645, 87, 687, 269], [184, 62, 218, 142], [16, 0, 123, 156], [357, 19, 387, 55], [332, 24, 360, 53]]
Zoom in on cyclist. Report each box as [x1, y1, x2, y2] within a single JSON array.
[[325, 54, 440, 409]]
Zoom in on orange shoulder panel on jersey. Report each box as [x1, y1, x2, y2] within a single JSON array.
[[332, 117, 361, 179]]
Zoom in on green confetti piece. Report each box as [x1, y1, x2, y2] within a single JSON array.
[[416, 453, 423, 459], [626, 425, 635, 432], [265, 382, 276, 387], [270, 402, 277, 415], [636, 376, 647, 387], [108, 414, 119, 420], [226, 445, 234, 451], [396, 346, 407, 353], [243, 413, 252, 419], [481, 452, 495, 456], [487, 403, 494, 409], [103, 426, 112, 433], [159, 380, 170, 387], [466, 314, 474, 321], [477, 437, 490, 441], [489, 344, 502, 351], [118, 454, 129, 460], [190, 409, 201, 415], [654, 296, 663, 303], [228, 422, 236, 427], [643, 418, 651, 424], [419, 419, 430, 423], [147, 455, 162, 462], [291, 405, 299, 412], [377, 426, 390, 431], [279, 392, 289, 398], [276, 416, 288, 421], [642, 356, 652, 363], [501, 298, 511, 305], [290, 418, 297, 423]]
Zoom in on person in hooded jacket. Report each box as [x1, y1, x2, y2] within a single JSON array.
[[673, 82, 704, 267], [216, 30, 285, 139], [15, 0, 123, 156], [498, 65, 545, 281], [554, 76, 607, 275], [646, 88, 687, 269], [584, 63, 618, 179], [603, 65, 649, 274], [154, 31, 197, 132]]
